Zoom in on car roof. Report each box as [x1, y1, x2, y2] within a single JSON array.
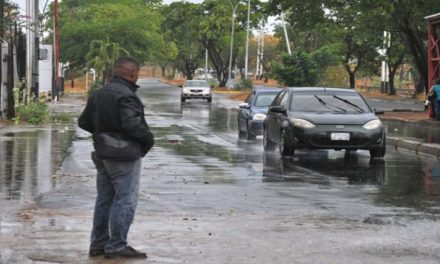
[[185, 80, 208, 82], [286, 87, 358, 93], [253, 87, 283, 93]]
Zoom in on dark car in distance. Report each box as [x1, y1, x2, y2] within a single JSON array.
[[238, 88, 282, 140], [263, 87, 386, 158]]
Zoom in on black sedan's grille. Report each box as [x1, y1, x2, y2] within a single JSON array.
[[307, 132, 370, 148]]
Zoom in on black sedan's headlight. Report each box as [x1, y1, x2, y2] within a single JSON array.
[[362, 119, 382, 130], [252, 113, 267, 121], [290, 118, 316, 129]]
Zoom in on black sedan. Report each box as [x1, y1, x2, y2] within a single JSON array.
[[263, 87, 386, 158], [238, 88, 282, 140]]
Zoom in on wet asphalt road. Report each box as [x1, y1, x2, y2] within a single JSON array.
[[1, 79, 440, 263]]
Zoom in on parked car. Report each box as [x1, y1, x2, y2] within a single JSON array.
[[238, 88, 282, 140], [180, 80, 213, 103], [263, 87, 386, 158]]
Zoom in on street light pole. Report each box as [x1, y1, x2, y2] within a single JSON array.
[[244, 0, 250, 78], [26, 0, 34, 104], [279, 7, 291, 55], [227, 1, 239, 89]]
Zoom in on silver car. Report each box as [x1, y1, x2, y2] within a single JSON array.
[[180, 80, 213, 103]]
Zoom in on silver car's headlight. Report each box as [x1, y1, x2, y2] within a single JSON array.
[[290, 118, 315, 129], [253, 113, 267, 121], [363, 119, 382, 130]]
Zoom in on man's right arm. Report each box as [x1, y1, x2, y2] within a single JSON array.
[[78, 94, 96, 134]]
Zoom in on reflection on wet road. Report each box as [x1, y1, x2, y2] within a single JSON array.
[[0, 127, 76, 202]]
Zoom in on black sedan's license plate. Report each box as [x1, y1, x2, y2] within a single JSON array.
[[330, 132, 350, 141]]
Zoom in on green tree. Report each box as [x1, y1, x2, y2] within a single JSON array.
[[161, 2, 203, 80], [272, 51, 318, 87], [85, 39, 129, 83], [200, 0, 265, 86], [48, 0, 163, 71]]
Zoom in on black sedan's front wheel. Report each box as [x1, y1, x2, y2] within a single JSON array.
[[263, 127, 276, 151], [369, 135, 386, 158], [279, 129, 294, 157]]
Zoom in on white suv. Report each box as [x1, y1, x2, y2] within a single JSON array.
[[180, 80, 212, 103]]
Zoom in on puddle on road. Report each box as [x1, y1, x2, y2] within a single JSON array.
[[262, 149, 440, 216], [385, 120, 440, 144], [0, 126, 76, 202]]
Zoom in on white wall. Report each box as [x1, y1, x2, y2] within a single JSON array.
[[39, 44, 53, 94]]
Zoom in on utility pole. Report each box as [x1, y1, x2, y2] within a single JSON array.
[[256, 30, 260, 79], [205, 40, 208, 78], [244, 0, 250, 78], [26, 0, 33, 104], [261, 30, 264, 80], [33, 0, 39, 97], [280, 8, 291, 55], [53, 0, 59, 101], [0, 0, 4, 115], [227, 1, 239, 89], [381, 31, 390, 94]]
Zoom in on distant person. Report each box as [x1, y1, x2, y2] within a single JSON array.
[[78, 56, 154, 259], [432, 78, 440, 120]]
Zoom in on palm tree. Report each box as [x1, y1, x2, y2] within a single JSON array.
[[86, 39, 129, 84]]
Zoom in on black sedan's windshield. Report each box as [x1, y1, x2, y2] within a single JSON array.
[[290, 91, 371, 113]]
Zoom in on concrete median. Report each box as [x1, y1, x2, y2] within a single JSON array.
[[388, 136, 440, 158]]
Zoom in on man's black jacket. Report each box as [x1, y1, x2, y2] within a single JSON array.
[[78, 76, 154, 157]]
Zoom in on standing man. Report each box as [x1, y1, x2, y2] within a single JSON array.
[[78, 56, 154, 259]]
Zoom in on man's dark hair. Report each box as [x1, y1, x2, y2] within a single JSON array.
[[114, 56, 140, 71]]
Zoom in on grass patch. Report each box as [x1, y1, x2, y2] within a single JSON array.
[[14, 102, 49, 125], [52, 112, 72, 124]]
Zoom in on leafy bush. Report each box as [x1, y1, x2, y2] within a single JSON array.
[[272, 51, 318, 87], [240, 78, 253, 90], [52, 112, 72, 124], [14, 102, 49, 125]]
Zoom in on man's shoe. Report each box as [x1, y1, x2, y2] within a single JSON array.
[[104, 246, 147, 259], [89, 249, 105, 257]]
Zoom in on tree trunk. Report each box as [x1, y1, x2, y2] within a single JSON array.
[[161, 65, 166, 78], [388, 71, 396, 95], [70, 70, 75, 89], [7, 42, 15, 119], [393, 4, 428, 93]]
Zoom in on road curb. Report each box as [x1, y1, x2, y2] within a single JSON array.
[[388, 136, 440, 158]]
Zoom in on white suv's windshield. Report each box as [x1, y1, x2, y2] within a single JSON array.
[[290, 92, 370, 113], [184, 81, 209, 87]]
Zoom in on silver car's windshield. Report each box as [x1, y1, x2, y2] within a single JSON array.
[[290, 92, 371, 113], [185, 81, 209, 87]]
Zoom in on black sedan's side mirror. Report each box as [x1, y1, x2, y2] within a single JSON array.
[[269, 105, 286, 114], [374, 108, 385, 115]]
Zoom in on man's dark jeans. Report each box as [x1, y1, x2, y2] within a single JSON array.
[[90, 152, 142, 252]]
